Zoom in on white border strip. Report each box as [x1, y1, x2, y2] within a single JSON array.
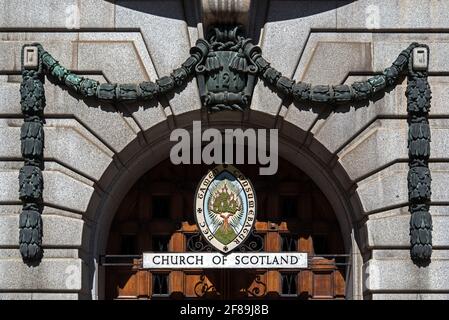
[[143, 252, 307, 269]]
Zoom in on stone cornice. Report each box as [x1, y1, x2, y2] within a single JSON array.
[[201, 0, 252, 30]]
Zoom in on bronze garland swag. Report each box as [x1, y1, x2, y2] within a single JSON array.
[[19, 26, 432, 264]]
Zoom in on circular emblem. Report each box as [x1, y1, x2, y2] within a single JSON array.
[[194, 164, 257, 253]]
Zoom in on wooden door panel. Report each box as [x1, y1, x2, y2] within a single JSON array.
[[116, 273, 139, 299], [105, 159, 346, 300], [169, 270, 184, 297], [298, 270, 313, 299], [312, 272, 334, 299], [334, 270, 346, 298]]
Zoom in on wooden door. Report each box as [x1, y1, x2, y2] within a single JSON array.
[[104, 159, 346, 300]]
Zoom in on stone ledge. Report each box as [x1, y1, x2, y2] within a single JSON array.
[[0, 214, 84, 247], [313, 80, 406, 155], [0, 119, 114, 182], [338, 119, 449, 182], [0, 292, 79, 300], [0, 249, 79, 259], [0, 170, 94, 214], [355, 162, 449, 214], [364, 206, 449, 249], [371, 293, 449, 300], [337, 0, 449, 30], [363, 251, 449, 292], [337, 119, 406, 181], [0, 33, 77, 72], [0, 0, 114, 29], [0, 258, 82, 291]]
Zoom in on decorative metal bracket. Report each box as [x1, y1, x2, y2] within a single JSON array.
[[194, 274, 216, 297], [186, 232, 214, 252], [187, 230, 264, 253]]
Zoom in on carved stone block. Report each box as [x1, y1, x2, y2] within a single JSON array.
[[201, 0, 251, 30], [20, 75, 46, 116], [64, 73, 83, 92], [351, 81, 373, 100], [368, 75, 387, 93], [333, 85, 352, 102], [408, 122, 430, 158], [22, 46, 39, 69], [310, 85, 331, 102], [79, 78, 99, 97], [384, 66, 399, 86], [20, 121, 44, 161], [19, 166, 43, 202], [413, 47, 429, 71], [97, 83, 116, 100], [140, 81, 159, 100], [408, 166, 431, 202], [291, 82, 311, 101], [19, 206, 43, 261], [117, 83, 139, 101], [156, 76, 175, 94]]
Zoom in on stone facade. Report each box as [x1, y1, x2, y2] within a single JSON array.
[[0, 0, 448, 300]]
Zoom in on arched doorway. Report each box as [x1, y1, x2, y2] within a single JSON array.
[[103, 158, 347, 299]]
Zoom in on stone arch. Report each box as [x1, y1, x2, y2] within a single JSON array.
[[81, 108, 366, 299]]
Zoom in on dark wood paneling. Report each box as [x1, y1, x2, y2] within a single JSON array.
[[105, 159, 346, 299]]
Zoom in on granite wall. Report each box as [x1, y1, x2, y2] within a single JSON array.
[[1, 0, 449, 299]]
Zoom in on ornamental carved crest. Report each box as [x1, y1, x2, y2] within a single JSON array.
[[195, 26, 258, 112], [195, 165, 257, 253]]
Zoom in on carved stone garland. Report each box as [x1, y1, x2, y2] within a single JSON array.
[[19, 27, 431, 264], [36, 40, 209, 101], [406, 45, 432, 262], [19, 45, 45, 263]]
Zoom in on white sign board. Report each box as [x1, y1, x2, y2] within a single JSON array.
[[143, 252, 307, 269]]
